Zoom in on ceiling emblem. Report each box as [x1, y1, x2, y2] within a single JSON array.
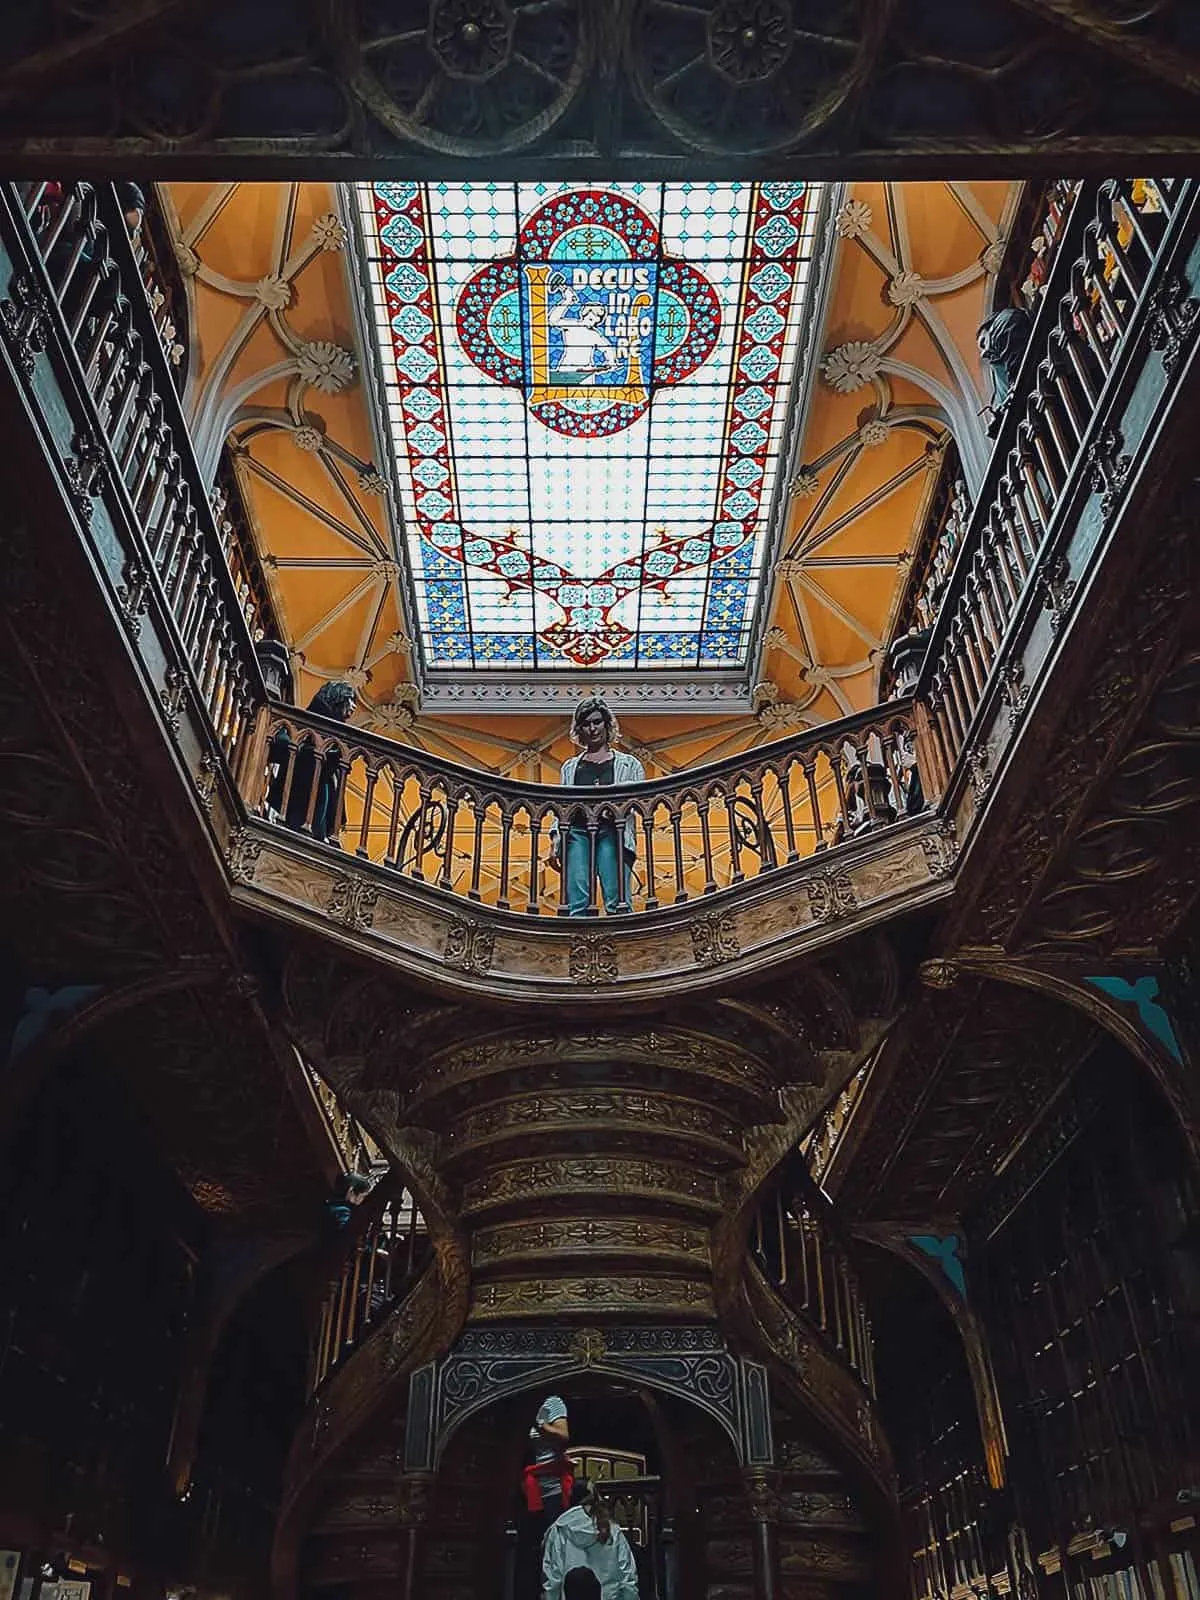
[[455, 189, 720, 438], [361, 180, 820, 670]]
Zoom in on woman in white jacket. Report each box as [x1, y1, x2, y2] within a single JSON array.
[[547, 697, 647, 916], [542, 1488, 640, 1599]]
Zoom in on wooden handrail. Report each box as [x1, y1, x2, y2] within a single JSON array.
[[9, 181, 266, 770], [253, 697, 924, 916], [309, 1187, 430, 1395], [916, 178, 1189, 776], [751, 1154, 876, 1394]]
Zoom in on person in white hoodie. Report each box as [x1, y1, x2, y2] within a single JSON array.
[[542, 1486, 640, 1599]]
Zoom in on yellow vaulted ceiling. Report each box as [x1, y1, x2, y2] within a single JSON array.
[[164, 177, 1018, 780]]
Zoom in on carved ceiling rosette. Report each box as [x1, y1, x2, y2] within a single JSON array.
[[628, 0, 872, 155], [336, 0, 593, 156]]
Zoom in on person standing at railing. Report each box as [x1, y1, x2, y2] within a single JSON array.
[[265, 681, 357, 844], [548, 698, 645, 916]]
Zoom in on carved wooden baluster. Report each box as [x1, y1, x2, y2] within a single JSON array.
[[777, 765, 799, 863], [669, 807, 686, 903], [149, 481, 186, 577], [775, 1189, 788, 1288], [185, 573, 219, 666], [724, 787, 746, 886], [363, 1215, 383, 1329], [196, 612, 223, 709], [953, 622, 982, 710], [797, 1210, 811, 1315], [749, 776, 775, 869], [408, 783, 431, 881], [1007, 484, 1040, 575], [987, 520, 1020, 614], [38, 184, 82, 273], [357, 763, 380, 858], [346, 1235, 366, 1348], [801, 756, 823, 851], [496, 804, 514, 911], [966, 578, 996, 670], [382, 1203, 397, 1302], [63, 252, 109, 345], [1030, 412, 1064, 507], [1062, 323, 1100, 410], [972, 567, 1002, 658], [330, 1258, 350, 1363], [852, 739, 878, 826], [829, 746, 850, 839], [1017, 442, 1052, 536], [881, 727, 904, 816], [1036, 383, 1075, 481], [946, 656, 974, 744], [641, 810, 659, 912], [115, 366, 153, 478], [468, 800, 486, 901], [382, 769, 404, 867], [1049, 348, 1088, 444], [696, 794, 716, 894], [439, 789, 459, 893], [525, 812, 541, 913], [130, 418, 169, 514], [88, 317, 130, 405], [585, 810, 600, 917], [966, 613, 992, 700]]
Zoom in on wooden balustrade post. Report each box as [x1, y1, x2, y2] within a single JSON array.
[[397, 1473, 433, 1600], [913, 700, 948, 803], [234, 702, 272, 811], [743, 1471, 782, 1600]]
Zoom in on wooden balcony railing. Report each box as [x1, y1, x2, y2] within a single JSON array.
[[918, 177, 1188, 783], [309, 1187, 429, 1395], [6, 176, 1196, 959], [751, 1158, 876, 1395], [301, 1056, 380, 1178], [254, 700, 924, 916], [11, 180, 264, 778]]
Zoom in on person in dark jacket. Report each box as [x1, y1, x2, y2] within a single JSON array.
[[266, 681, 356, 844]]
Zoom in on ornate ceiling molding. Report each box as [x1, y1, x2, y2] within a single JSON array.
[[2, 1, 1199, 169]]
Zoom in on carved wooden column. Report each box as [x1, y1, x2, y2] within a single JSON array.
[[397, 1472, 432, 1600], [744, 1469, 782, 1600]]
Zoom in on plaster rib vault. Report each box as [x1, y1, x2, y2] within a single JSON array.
[[166, 176, 1017, 778]]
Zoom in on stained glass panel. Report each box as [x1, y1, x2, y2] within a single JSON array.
[[355, 181, 824, 672]]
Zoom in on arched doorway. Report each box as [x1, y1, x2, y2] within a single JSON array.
[[426, 1372, 742, 1599]]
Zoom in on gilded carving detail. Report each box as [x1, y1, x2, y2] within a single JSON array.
[[470, 1275, 713, 1319], [967, 742, 992, 800], [689, 909, 741, 966], [462, 1156, 721, 1212], [327, 873, 378, 930], [451, 1089, 738, 1148], [444, 915, 494, 975], [160, 665, 187, 735], [568, 1326, 607, 1366], [1086, 425, 1131, 516], [0, 272, 50, 376], [805, 869, 856, 924], [226, 827, 263, 885], [920, 819, 958, 881], [1000, 657, 1030, 726], [472, 1216, 710, 1265], [1039, 552, 1077, 637], [1148, 271, 1200, 376], [569, 933, 619, 985], [117, 554, 151, 639]]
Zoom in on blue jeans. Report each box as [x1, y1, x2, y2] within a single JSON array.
[[565, 824, 629, 916]]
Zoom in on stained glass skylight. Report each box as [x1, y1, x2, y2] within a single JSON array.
[[355, 181, 824, 673]]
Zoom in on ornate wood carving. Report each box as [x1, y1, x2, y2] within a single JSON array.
[[5, 1, 1200, 170]]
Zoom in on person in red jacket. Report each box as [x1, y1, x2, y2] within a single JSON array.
[[517, 1395, 573, 1596]]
